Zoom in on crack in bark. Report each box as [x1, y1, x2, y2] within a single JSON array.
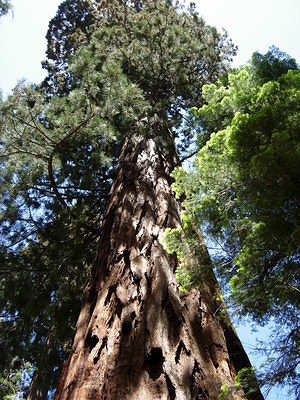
[[121, 311, 136, 335], [161, 288, 181, 343], [144, 271, 152, 292], [107, 315, 114, 328], [104, 283, 123, 318], [124, 249, 131, 266], [192, 360, 209, 399], [165, 373, 176, 400], [175, 339, 191, 364], [104, 284, 117, 306], [130, 269, 142, 293], [145, 242, 153, 259], [89, 289, 98, 319], [135, 201, 147, 236], [93, 336, 107, 365]]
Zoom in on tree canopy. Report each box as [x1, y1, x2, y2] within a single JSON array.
[[250, 45, 298, 84], [168, 47, 299, 395], [0, 0, 236, 397]]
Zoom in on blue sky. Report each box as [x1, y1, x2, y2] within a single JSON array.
[[0, 1, 299, 398], [197, 0, 300, 67], [0, 0, 299, 96]]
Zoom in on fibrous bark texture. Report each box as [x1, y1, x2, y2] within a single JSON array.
[[55, 135, 262, 400]]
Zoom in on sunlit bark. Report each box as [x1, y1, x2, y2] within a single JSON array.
[[55, 134, 263, 399]]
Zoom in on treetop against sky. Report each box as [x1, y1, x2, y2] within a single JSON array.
[[0, 0, 299, 96]]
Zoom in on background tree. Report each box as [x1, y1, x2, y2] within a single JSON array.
[[1, 1, 122, 395], [42, 0, 99, 96], [171, 47, 299, 396], [0, 79, 118, 398], [250, 45, 298, 84]]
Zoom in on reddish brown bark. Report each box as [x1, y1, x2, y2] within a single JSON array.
[[26, 335, 55, 400], [26, 371, 49, 400], [54, 134, 263, 399]]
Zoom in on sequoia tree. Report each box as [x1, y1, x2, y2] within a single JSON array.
[[0, 1, 264, 399], [52, 1, 263, 399]]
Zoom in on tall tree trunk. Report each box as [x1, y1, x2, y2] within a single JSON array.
[[26, 370, 50, 400], [54, 134, 263, 400], [26, 335, 54, 400]]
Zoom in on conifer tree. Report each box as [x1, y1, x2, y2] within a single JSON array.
[[171, 47, 299, 397], [0, 1, 264, 399]]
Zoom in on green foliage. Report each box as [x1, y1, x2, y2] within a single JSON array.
[[66, 0, 235, 134], [217, 368, 257, 400], [175, 48, 299, 394], [0, 77, 118, 394], [42, 0, 99, 95], [251, 45, 298, 83], [0, 362, 30, 399], [0, 0, 236, 395], [235, 367, 257, 397], [160, 213, 211, 292], [0, 59, 121, 392], [0, 0, 11, 17], [217, 384, 231, 400]]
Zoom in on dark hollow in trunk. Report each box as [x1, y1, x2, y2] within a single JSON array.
[[54, 134, 263, 399]]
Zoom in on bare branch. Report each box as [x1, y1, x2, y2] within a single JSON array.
[[175, 148, 198, 167]]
